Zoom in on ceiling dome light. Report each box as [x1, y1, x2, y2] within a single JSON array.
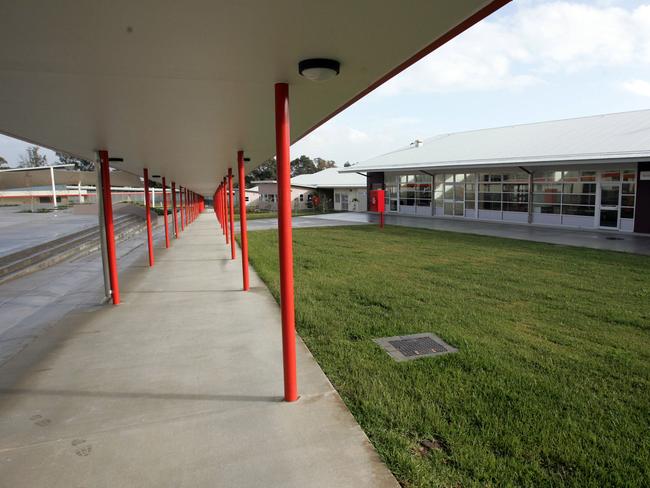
[[298, 58, 340, 82]]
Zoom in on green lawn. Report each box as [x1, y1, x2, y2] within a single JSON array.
[[245, 225, 650, 487], [234, 209, 330, 221]]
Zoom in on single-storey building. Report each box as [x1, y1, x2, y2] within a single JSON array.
[[344, 110, 650, 234], [253, 168, 367, 211]]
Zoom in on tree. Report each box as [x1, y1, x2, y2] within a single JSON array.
[[246, 158, 277, 186], [245, 155, 336, 187], [18, 146, 48, 168], [314, 157, 336, 170], [0, 156, 9, 170], [290, 155, 317, 177], [56, 151, 94, 171], [343, 161, 352, 167]]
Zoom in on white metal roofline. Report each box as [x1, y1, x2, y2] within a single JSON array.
[[0, 164, 75, 173], [342, 154, 650, 174]]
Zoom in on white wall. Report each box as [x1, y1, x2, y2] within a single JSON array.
[[256, 182, 314, 210], [333, 188, 367, 211]]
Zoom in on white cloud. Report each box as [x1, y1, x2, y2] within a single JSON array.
[[378, 1, 650, 95], [622, 79, 650, 97]]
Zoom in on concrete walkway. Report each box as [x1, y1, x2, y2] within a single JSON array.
[[380, 213, 650, 255], [0, 226, 165, 367], [0, 212, 397, 487], [243, 212, 372, 232], [257, 212, 650, 255]]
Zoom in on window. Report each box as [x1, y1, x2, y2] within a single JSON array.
[[561, 170, 596, 217], [384, 174, 399, 211], [415, 174, 432, 207], [478, 172, 529, 213], [621, 170, 636, 220], [299, 194, 304, 202], [399, 175, 416, 206], [442, 173, 467, 216], [335, 193, 340, 203]]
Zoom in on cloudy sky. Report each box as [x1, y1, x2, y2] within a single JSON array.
[[2, 0, 650, 167], [292, 0, 650, 164]]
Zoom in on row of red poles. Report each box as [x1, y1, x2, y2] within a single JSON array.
[[97, 82, 298, 402], [212, 83, 296, 401], [97, 150, 205, 307]]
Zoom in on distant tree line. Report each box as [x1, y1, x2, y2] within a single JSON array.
[[245, 155, 337, 186]]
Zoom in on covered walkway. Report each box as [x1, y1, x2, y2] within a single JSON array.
[[0, 212, 397, 487]]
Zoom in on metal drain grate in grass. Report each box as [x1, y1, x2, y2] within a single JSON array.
[[373, 333, 458, 362]]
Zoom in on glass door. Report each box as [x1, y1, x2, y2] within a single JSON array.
[[443, 173, 465, 217], [598, 181, 620, 228], [341, 193, 349, 211]]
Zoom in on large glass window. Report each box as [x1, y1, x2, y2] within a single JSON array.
[[560, 171, 596, 217], [399, 175, 415, 206], [621, 170, 636, 219], [415, 174, 432, 207], [434, 174, 444, 209], [442, 173, 467, 216], [385, 174, 399, 211], [478, 172, 529, 212]]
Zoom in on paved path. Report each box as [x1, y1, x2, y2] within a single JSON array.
[[244, 212, 372, 231], [0, 226, 164, 367], [380, 213, 650, 255], [246, 211, 650, 255], [0, 207, 98, 258], [0, 212, 397, 488]]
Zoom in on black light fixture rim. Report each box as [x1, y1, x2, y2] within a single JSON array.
[[298, 58, 340, 76]]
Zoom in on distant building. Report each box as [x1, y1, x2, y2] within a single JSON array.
[[252, 168, 367, 211], [344, 110, 650, 234]]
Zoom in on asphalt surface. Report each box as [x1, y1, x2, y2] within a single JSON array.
[[0, 206, 98, 258]]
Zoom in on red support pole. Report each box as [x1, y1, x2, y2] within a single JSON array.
[[215, 191, 218, 217], [99, 150, 120, 305], [181, 187, 185, 228], [275, 82, 298, 402], [179, 186, 185, 232], [238, 151, 250, 291], [223, 178, 229, 244], [221, 184, 226, 234], [172, 181, 179, 238], [228, 168, 236, 260], [216, 186, 221, 224], [143, 168, 155, 267], [162, 177, 170, 248], [219, 185, 224, 233], [185, 188, 189, 225]]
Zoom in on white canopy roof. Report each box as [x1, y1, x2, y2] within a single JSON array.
[[0, 1, 505, 195], [344, 109, 650, 173], [290, 168, 366, 189]]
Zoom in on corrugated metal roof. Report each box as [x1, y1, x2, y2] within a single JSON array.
[[291, 168, 366, 188], [342, 109, 650, 173], [253, 168, 367, 188]]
